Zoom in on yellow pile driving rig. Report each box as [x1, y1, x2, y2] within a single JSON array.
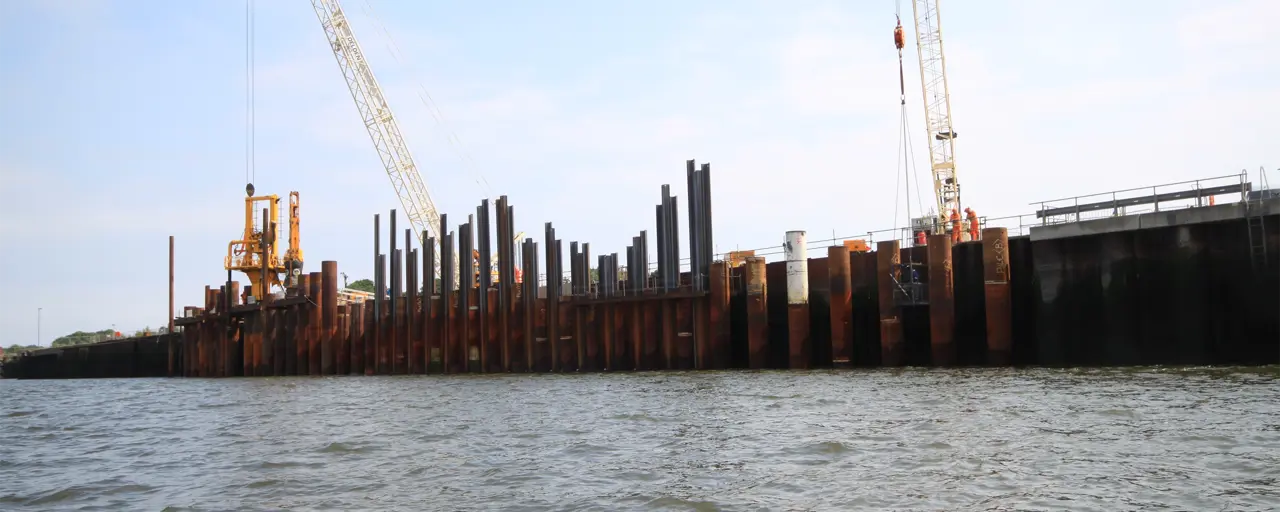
[[225, 183, 304, 303]]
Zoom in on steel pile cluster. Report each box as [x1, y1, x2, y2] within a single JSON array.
[[173, 160, 729, 376], [165, 159, 1021, 378]]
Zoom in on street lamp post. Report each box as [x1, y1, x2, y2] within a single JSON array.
[[37, 307, 42, 346]]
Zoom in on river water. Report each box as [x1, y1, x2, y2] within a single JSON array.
[[1, 367, 1278, 511]]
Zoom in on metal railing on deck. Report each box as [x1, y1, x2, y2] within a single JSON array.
[[1031, 171, 1251, 226]]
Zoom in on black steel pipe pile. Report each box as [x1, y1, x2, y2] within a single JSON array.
[[581, 243, 591, 296], [656, 185, 681, 290], [570, 242, 582, 296], [638, 231, 648, 290], [686, 160, 714, 291], [479, 200, 492, 291], [460, 216, 473, 313], [423, 232, 435, 296], [626, 243, 636, 294], [390, 209, 398, 319], [374, 214, 381, 323]]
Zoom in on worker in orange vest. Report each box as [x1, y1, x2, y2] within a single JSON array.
[[965, 207, 980, 241], [949, 209, 962, 243], [915, 230, 926, 246]]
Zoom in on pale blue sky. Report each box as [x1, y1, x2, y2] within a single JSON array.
[[2, 0, 1276, 345]]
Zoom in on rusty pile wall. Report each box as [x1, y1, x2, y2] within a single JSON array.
[[7, 166, 1279, 379]]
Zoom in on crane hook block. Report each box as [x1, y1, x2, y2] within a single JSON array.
[[894, 22, 905, 50], [246, 183, 255, 197]]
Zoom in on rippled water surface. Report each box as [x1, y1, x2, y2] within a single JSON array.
[[2, 367, 1279, 511]]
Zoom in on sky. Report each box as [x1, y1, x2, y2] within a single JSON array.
[[1, 0, 1277, 346]]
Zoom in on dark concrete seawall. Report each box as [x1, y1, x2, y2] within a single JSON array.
[[2, 334, 179, 379], [1030, 199, 1280, 366], [6, 200, 1278, 379]]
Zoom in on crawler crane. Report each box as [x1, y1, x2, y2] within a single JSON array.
[[901, 0, 979, 242]]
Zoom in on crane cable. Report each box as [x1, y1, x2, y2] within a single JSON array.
[[358, 0, 494, 201], [245, 0, 256, 189], [893, 2, 927, 258]]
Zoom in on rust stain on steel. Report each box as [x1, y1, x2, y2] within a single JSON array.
[[745, 256, 769, 369], [461, 289, 475, 373], [876, 240, 904, 367], [614, 302, 631, 371], [428, 297, 444, 373], [708, 261, 731, 370], [243, 310, 255, 378], [486, 288, 502, 373], [509, 286, 526, 373], [982, 227, 1013, 366], [168, 235, 175, 374], [827, 246, 853, 367], [927, 233, 956, 366], [660, 300, 675, 370], [580, 305, 599, 371], [202, 286, 211, 377], [296, 274, 309, 375], [376, 264, 389, 375], [443, 290, 457, 373], [284, 304, 297, 375], [229, 282, 242, 377], [879, 317, 903, 366], [322, 261, 338, 375], [528, 297, 546, 372], [395, 251, 408, 375], [600, 304, 615, 370], [273, 307, 286, 376], [693, 295, 709, 370], [309, 270, 323, 375], [182, 312, 195, 377], [787, 302, 811, 369], [362, 300, 375, 375], [349, 300, 364, 375], [262, 308, 274, 377], [421, 235, 435, 374], [466, 288, 481, 373], [674, 298, 695, 370], [396, 295, 407, 374], [408, 249, 421, 375], [640, 300, 658, 370], [520, 241, 535, 372], [271, 308, 282, 376], [336, 304, 348, 375], [558, 297, 576, 372]]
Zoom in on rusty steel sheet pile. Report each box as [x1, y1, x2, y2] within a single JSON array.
[[5, 159, 1069, 380]]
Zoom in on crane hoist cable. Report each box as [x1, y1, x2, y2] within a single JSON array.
[[357, 0, 494, 201], [892, 6, 927, 248], [887, 3, 930, 303], [245, 0, 256, 188]]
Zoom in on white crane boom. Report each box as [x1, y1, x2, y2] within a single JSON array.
[[311, 0, 444, 276], [909, 0, 962, 227]]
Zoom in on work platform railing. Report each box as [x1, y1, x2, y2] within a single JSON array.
[[1031, 171, 1253, 226]]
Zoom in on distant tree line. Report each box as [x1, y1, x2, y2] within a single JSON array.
[[51, 329, 117, 347], [3, 344, 40, 359]]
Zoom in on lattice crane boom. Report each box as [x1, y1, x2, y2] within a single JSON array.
[[909, 0, 962, 226], [311, 0, 444, 276]]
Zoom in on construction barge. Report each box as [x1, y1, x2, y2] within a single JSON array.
[[4, 164, 1278, 379]]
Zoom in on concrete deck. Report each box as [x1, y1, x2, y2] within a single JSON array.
[[1030, 196, 1280, 242]]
